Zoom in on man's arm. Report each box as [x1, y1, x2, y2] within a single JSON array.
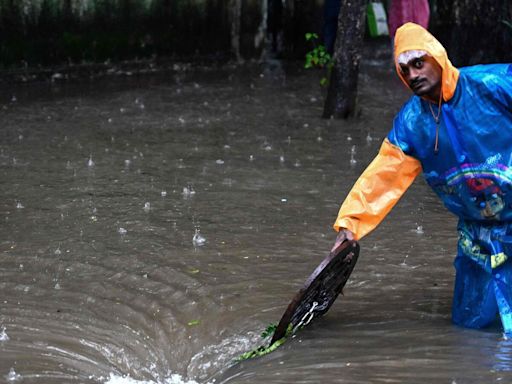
[[333, 138, 422, 242]]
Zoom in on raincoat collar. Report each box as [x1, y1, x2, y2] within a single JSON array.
[[394, 22, 459, 102]]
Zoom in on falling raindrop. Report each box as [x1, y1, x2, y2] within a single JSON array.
[[192, 228, 206, 247], [317, 136, 323, 142], [366, 133, 373, 143], [10, 96, 17, 103], [279, 155, 285, 163], [179, 117, 185, 124], [347, 135, 352, 141], [107, 118, 112, 123], [294, 159, 301, 167]]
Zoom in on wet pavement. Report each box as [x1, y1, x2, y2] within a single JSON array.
[[1, 50, 511, 384]]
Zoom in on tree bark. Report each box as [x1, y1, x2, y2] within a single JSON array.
[[323, 0, 367, 119], [229, 0, 242, 62]]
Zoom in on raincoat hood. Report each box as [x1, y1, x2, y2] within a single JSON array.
[[394, 22, 459, 101]]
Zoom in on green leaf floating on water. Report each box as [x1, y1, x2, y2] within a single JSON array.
[[237, 323, 293, 361]]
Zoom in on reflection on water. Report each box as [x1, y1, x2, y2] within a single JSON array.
[[1, 50, 512, 383]]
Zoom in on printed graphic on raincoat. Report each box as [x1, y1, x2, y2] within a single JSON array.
[[334, 22, 512, 332]]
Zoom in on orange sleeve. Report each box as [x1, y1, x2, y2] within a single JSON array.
[[333, 138, 422, 240]]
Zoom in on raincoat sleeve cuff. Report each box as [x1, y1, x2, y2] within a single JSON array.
[[333, 138, 422, 240]]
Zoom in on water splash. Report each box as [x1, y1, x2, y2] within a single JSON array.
[[192, 229, 206, 247], [143, 202, 151, 212], [0, 326, 9, 342], [182, 186, 196, 199], [118, 227, 128, 235], [161, 191, 167, 197], [414, 225, 424, 234], [105, 372, 204, 384], [5, 368, 21, 382], [350, 145, 357, 166], [88, 155, 95, 168], [15, 201, 24, 209]]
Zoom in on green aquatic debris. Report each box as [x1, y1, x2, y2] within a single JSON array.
[[187, 320, 200, 326], [260, 323, 277, 338], [237, 323, 293, 361]]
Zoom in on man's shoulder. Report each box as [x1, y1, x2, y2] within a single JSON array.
[[458, 63, 512, 96], [460, 63, 511, 76]]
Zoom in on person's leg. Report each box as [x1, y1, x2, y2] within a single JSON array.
[[452, 255, 499, 329], [493, 262, 512, 334]]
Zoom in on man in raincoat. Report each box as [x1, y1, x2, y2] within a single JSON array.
[[332, 22, 512, 333]]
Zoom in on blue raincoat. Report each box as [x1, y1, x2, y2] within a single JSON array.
[[334, 23, 512, 333]]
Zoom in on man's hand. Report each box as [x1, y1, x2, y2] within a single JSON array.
[[331, 228, 354, 253]]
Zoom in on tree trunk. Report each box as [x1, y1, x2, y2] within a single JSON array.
[[229, 0, 242, 62], [323, 0, 367, 119], [255, 0, 269, 60]]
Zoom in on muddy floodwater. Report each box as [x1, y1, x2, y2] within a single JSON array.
[[1, 50, 511, 384]]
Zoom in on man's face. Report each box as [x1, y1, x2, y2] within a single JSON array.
[[399, 55, 442, 101]]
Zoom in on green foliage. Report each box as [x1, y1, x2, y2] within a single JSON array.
[[304, 32, 333, 86], [237, 323, 293, 361], [260, 323, 277, 338]]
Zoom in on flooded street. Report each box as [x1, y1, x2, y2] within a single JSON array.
[[1, 51, 511, 384]]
